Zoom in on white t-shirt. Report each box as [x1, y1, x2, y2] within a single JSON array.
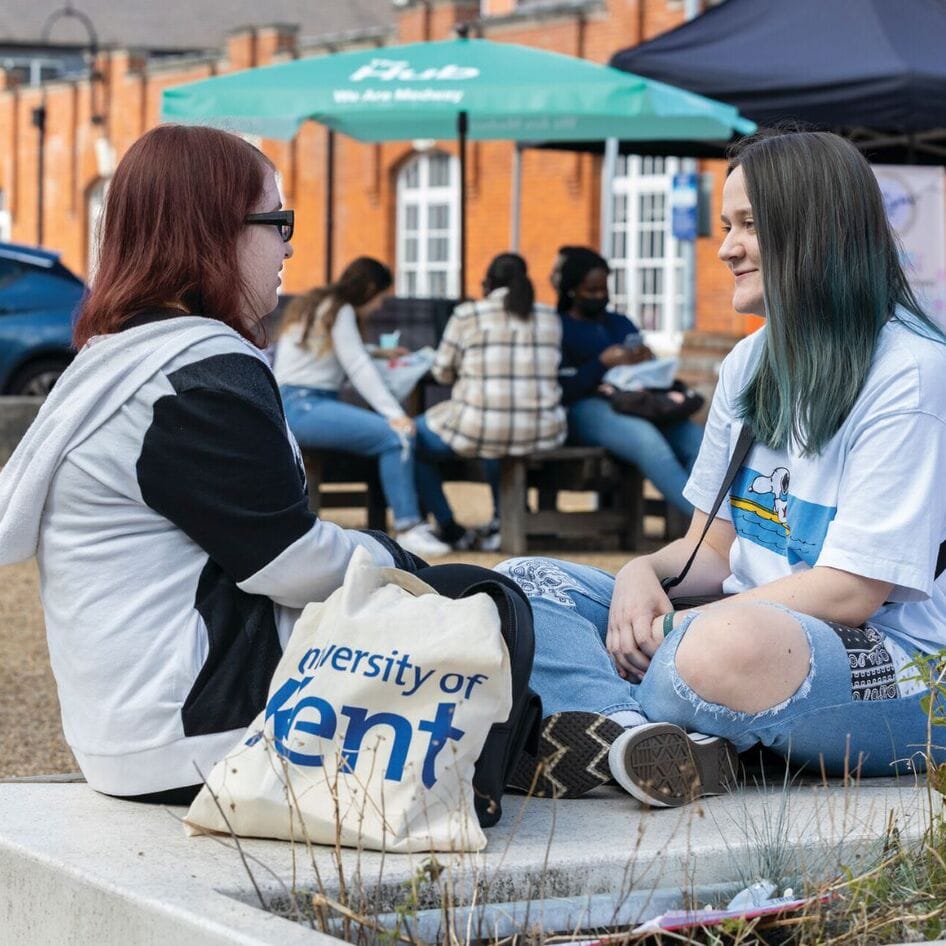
[[684, 315, 946, 654]]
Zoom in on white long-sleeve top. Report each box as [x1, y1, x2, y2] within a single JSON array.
[[273, 302, 404, 420], [0, 315, 402, 798]]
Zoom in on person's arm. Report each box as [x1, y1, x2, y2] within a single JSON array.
[[560, 355, 608, 404], [330, 305, 406, 421], [608, 508, 895, 680], [559, 313, 645, 403], [136, 353, 396, 609], [431, 309, 464, 386], [610, 401, 946, 677], [606, 510, 733, 678]]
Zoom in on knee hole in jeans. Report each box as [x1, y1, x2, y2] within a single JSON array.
[[674, 603, 812, 715]]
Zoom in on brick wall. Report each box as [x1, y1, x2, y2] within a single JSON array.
[[0, 0, 750, 337]]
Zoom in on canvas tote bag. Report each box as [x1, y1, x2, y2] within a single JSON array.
[[184, 547, 512, 852]]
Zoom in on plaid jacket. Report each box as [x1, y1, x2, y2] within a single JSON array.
[[425, 290, 567, 459]]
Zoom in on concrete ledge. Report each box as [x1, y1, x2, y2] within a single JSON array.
[[0, 778, 936, 945], [0, 396, 42, 465]]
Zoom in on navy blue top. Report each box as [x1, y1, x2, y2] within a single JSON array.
[[559, 310, 640, 405]]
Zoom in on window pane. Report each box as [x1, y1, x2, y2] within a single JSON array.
[[405, 204, 419, 231], [405, 238, 418, 264], [403, 161, 420, 189], [428, 236, 449, 263], [428, 154, 450, 187], [612, 194, 626, 224], [429, 271, 447, 296], [612, 268, 626, 297], [406, 271, 417, 296], [653, 193, 666, 221], [611, 228, 627, 259], [428, 204, 449, 230], [0, 258, 23, 289]]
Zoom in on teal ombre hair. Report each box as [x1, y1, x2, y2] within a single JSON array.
[[730, 131, 942, 456]]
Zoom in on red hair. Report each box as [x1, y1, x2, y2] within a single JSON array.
[[74, 125, 273, 348]]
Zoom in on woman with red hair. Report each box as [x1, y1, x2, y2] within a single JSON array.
[[0, 125, 423, 804]]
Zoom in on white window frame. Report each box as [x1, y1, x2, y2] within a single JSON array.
[[396, 151, 460, 298], [607, 155, 696, 351]]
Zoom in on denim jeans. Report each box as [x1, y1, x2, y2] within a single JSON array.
[[495, 557, 943, 777], [566, 396, 704, 514], [280, 385, 420, 531], [414, 415, 500, 528]]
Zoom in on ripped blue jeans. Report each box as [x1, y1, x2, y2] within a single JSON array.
[[495, 557, 942, 777]]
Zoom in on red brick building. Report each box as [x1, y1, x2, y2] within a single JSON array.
[[0, 0, 756, 340]]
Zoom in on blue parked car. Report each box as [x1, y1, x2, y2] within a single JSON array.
[[0, 242, 84, 395]]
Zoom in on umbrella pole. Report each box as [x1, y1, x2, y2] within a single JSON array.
[[510, 142, 522, 252], [325, 128, 335, 282], [457, 110, 468, 300]]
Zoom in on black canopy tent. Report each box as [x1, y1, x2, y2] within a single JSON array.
[[608, 0, 946, 165]]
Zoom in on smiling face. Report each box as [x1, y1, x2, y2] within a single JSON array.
[[718, 166, 764, 316], [236, 166, 293, 320]]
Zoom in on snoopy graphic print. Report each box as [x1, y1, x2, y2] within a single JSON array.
[[728, 458, 836, 567]]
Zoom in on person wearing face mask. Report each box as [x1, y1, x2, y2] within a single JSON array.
[[557, 248, 704, 515]]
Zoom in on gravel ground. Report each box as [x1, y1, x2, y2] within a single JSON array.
[[0, 482, 640, 780]]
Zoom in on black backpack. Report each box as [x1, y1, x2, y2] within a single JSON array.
[[414, 563, 542, 828]]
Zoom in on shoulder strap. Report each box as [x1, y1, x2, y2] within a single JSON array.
[[938, 542, 946, 581], [661, 424, 755, 594]]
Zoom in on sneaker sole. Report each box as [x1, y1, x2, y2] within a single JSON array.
[[508, 711, 625, 799], [609, 723, 738, 808]]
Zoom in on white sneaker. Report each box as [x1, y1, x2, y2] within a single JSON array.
[[476, 517, 502, 552], [607, 723, 739, 808], [396, 522, 452, 559]]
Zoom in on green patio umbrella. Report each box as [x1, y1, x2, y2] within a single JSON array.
[[162, 34, 755, 293]]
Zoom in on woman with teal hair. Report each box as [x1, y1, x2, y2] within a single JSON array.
[[496, 130, 946, 806]]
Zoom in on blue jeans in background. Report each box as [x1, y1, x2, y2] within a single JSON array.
[[495, 557, 942, 777], [567, 396, 703, 514], [414, 415, 500, 528], [280, 385, 420, 531]]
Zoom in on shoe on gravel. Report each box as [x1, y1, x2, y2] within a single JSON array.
[[608, 722, 739, 808], [507, 711, 625, 799]]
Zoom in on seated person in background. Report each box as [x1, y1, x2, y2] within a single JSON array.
[[274, 257, 451, 559], [557, 248, 703, 515], [415, 253, 567, 550]]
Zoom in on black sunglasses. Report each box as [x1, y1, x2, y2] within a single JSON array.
[[244, 209, 294, 242]]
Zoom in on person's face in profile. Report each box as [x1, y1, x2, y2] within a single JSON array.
[[718, 165, 764, 316], [237, 167, 294, 320]]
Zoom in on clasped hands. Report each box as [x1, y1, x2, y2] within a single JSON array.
[[606, 561, 680, 681]]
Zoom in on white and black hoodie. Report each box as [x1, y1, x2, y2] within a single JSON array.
[[0, 314, 417, 797]]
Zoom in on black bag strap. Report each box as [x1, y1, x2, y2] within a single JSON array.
[[938, 542, 946, 581], [661, 424, 755, 594]]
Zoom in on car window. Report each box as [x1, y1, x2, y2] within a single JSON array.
[[0, 258, 24, 290]]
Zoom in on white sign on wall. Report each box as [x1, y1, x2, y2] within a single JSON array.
[[872, 164, 946, 326]]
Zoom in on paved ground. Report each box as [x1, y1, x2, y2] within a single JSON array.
[[0, 482, 642, 779]]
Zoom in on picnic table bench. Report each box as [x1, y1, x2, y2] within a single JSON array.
[[291, 296, 714, 555], [302, 444, 679, 555]]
